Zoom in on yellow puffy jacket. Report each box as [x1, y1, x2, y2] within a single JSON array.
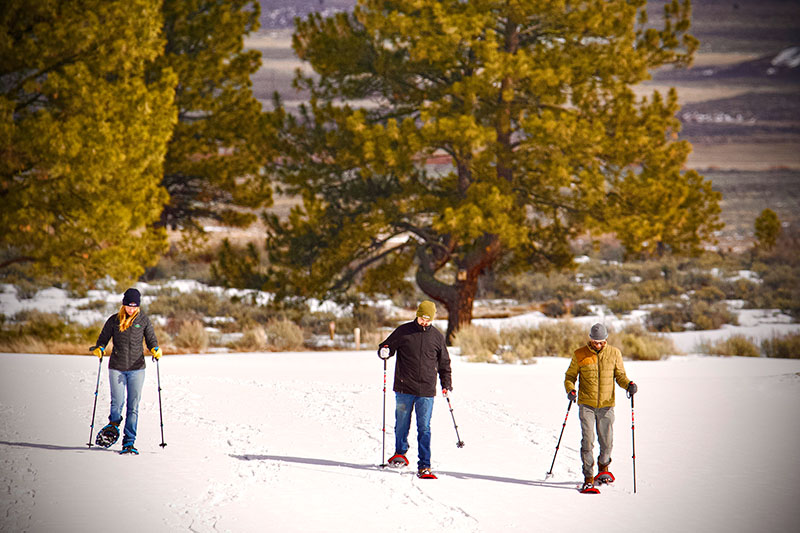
[[564, 343, 631, 408]]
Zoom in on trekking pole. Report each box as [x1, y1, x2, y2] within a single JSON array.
[[629, 391, 636, 493], [378, 347, 391, 467], [445, 393, 465, 448], [380, 356, 388, 466], [87, 354, 103, 447], [546, 399, 574, 477], [156, 358, 167, 448]]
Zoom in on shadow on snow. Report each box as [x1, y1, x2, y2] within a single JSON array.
[[0, 440, 117, 452], [229, 453, 576, 491]]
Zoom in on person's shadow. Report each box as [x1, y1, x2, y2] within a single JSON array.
[[0, 440, 116, 452], [229, 454, 576, 491]]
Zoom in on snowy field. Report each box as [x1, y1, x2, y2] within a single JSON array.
[[2, 348, 800, 533]]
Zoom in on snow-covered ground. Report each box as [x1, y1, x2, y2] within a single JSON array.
[[1, 349, 799, 532], [2, 281, 800, 531]]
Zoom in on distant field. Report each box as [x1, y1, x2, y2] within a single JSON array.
[[646, 0, 800, 55], [704, 169, 800, 248], [687, 142, 800, 170]]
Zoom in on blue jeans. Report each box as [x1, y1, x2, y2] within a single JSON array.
[[394, 393, 434, 469], [109, 368, 145, 446]]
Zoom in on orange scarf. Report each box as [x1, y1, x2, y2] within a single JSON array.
[[117, 306, 140, 332]]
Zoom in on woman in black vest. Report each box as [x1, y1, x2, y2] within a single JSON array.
[[90, 288, 161, 454]]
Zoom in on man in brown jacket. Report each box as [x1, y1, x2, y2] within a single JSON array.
[[564, 323, 637, 490]]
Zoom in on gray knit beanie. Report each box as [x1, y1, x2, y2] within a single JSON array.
[[589, 323, 608, 341]]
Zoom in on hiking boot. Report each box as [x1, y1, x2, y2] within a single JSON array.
[[598, 458, 612, 474], [120, 443, 139, 455]]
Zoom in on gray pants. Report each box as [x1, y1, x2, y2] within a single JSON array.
[[579, 404, 615, 478]]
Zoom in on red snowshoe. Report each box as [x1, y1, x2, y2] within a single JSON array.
[[579, 480, 600, 494], [594, 471, 615, 485], [417, 468, 437, 479], [387, 453, 409, 468]]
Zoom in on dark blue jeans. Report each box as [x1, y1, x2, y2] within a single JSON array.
[[394, 392, 434, 469], [108, 368, 145, 446]]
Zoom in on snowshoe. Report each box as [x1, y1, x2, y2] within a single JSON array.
[[594, 471, 615, 485], [388, 453, 409, 468], [579, 481, 600, 494], [119, 443, 139, 455], [95, 424, 120, 448], [417, 468, 437, 479]]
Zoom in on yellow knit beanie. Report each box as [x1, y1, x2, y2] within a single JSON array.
[[416, 300, 436, 320]]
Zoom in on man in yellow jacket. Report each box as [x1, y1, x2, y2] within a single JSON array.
[[564, 323, 637, 490]]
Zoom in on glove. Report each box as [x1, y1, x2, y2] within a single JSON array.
[[626, 381, 638, 396], [90, 346, 104, 358], [567, 390, 576, 402], [378, 346, 390, 360], [151, 346, 162, 361]]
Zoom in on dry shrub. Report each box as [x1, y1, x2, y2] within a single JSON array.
[[1, 310, 99, 345], [151, 323, 173, 352], [174, 320, 209, 353], [0, 336, 86, 354], [230, 327, 269, 352], [504, 321, 587, 360], [698, 335, 760, 357], [357, 329, 383, 350], [647, 300, 737, 332], [456, 321, 675, 363], [541, 299, 567, 318], [762, 333, 800, 359], [645, 305, 686, 332], [165, 313, 203, 337], [611, 325, 676, 360], [452, 325, 501, 362], [690, 301, 737, 330], [264, 319, 304, 351], [607, 288, 643, 315]]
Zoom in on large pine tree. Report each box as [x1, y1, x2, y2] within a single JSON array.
[[153, 0, 273, 236], [266, 0, 722, 341], [0, 0, 177, 288]]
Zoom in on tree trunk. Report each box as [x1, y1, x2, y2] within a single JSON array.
[[442, 274, 479, 345], [415, 269, 476, 345], [415, 235, 502, 345]]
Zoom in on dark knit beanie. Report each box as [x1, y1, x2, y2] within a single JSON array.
[[122, 288, 141, 307]]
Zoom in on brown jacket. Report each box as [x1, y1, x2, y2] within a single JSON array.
[[564, 343, 631, 408]]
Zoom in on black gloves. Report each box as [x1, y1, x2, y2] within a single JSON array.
[[567, 390, 576, 402], [627, 381, 638, 396]]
